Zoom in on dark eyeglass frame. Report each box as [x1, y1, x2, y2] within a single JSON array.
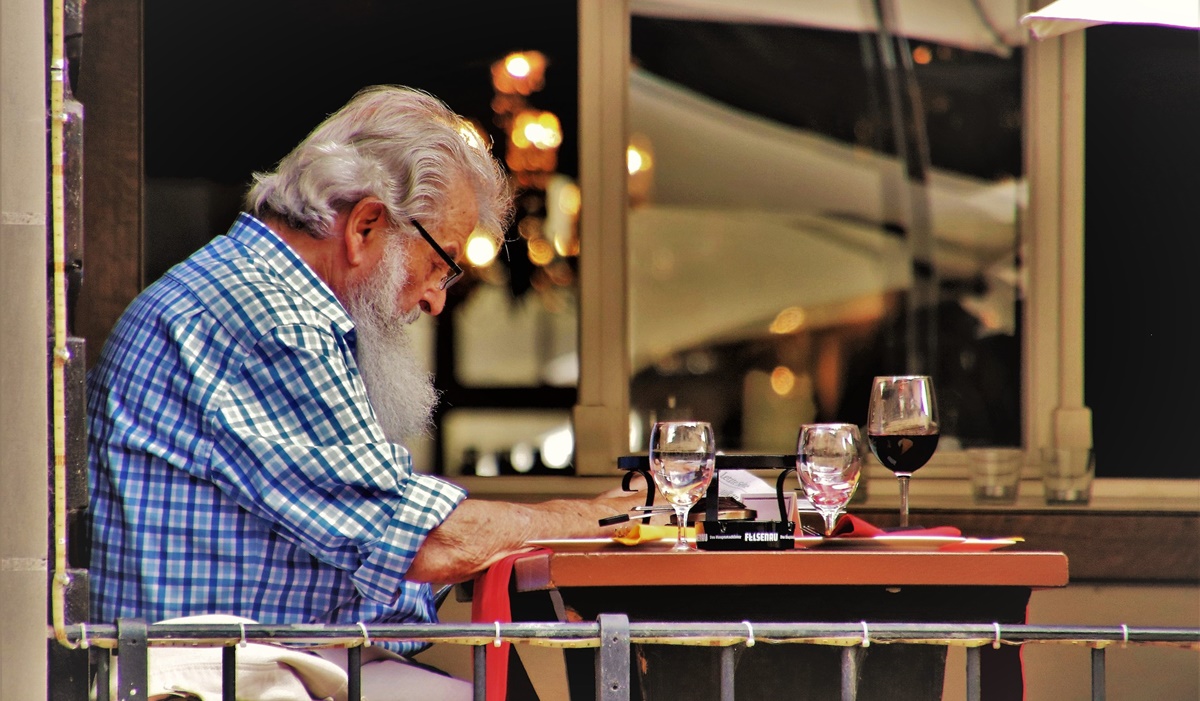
[[410, 218, 463, 291]]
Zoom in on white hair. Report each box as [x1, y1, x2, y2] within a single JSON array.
[[245, 85, 511, 241]]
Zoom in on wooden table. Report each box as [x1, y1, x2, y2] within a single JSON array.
[[506, 548, 1069, 701]]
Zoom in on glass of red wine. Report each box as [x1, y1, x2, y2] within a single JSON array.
[[866, 375, 939, 527]]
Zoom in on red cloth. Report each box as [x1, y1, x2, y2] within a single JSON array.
[[470, 548, 549, 701], [831, 513, 962, 538]]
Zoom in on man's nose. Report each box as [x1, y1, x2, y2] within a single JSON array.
[[419, 287, 447, 316]]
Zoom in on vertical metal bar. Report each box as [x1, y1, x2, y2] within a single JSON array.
[[1091, 648, 1106, 701], [348, 646, 362, 701], [93, 647, 111, 701], [870, 0, 938, 373], [966, 646, 982, 701], [720, 646, 736, 701], [841, 647, 862, 701], [222, 645, 236, 701], [473, 645, 486, 701], [116, 618, 148, 701], [596, 614, 630, 701]]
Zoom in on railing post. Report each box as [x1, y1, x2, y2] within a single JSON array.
[[966, 646, 982, 701], [222, 645, 236, 701], [348, 645, 362, 701], [116, 618, 148, 701], [720, 646, 736, 701], [842, 646, 865, 701], [1091, 647, 1106, 701], [473, 644, 486, 701], [596, 614, 630, 701], [93, 647, 111, 701]]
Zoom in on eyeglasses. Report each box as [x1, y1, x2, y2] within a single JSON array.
[[410, 218, 464, 291]]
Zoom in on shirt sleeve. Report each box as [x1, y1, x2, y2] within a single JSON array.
[[208, 322, 465, 604]]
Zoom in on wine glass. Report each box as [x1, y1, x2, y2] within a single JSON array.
[[796, 423, 863, 536], [648, 421, 716, 552], [866, 375, 939, 527]]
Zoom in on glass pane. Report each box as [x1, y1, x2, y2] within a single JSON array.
[[442, 408, 575, 477], [455, 282, 579, 387], [627, 19, 1023, 453]]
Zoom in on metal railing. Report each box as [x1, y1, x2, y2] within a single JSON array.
[[57, 619, 1199, 701]]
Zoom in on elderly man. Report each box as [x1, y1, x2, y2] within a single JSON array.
[[87, 85, 641, 698]]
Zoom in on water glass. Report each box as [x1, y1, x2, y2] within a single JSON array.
[[649, 421, 716, 551], [796, 423, 863, 536], [966, 448, 1022, 504], [1042, 446, 1095, 505]]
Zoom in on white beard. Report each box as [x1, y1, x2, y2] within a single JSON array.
[[343, 237, 438, 444]]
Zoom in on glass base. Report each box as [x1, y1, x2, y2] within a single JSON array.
[[1045, 487, 1091, 505], [972, 484, 1019, 504]]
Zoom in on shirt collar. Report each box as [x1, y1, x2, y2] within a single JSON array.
[[226, 212, 356, 339]]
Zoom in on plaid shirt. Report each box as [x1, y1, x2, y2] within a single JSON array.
[[87, 213, 465, 654]]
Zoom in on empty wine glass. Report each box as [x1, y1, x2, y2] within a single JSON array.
[[866, 375, 939, 527], [648, 421, 716, 552], [796, 423, 863, 536]]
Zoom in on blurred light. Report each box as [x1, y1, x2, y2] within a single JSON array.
[[518, 216, 543, 240], [624, 145, 652, 174], [541, 426, 574, 469], [506, 110, 561, 184], [546, 175, 581, 257], [506, 54, 531, 78], [769, 307, 806, 334], [912, 45, 933, 65], [551, 235, 579, 259], [491, 51, 547, 96], [627, 133, 655, 207], [466, 231, 499, 267], [541, 352, 579, 386], [528, 237, 555, 266], [510, 442, 535, 473], [511, 110, 562, 150], [770, 366, 796, 396], [475, 452, 500, 477], [557, 181, 581, 216]]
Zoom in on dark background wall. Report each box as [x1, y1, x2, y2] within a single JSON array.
[[142, 0, 580, 281]]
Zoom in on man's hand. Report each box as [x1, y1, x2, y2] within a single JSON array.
[[406, 479, 648, 585]]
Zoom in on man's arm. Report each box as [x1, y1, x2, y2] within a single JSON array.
[[407, 485, 646, 584]]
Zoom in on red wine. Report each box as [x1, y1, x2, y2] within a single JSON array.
[[868, 433, 939, 474]]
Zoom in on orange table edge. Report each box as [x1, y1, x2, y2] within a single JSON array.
[[514, 550, 1070, 592]]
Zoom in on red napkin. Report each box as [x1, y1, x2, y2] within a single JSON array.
[[470, 548, 550, 701], [831, 514, 962, 538]]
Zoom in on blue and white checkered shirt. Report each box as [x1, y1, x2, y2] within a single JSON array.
[[87, 213, 466, 654]]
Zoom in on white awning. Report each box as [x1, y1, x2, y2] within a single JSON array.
[[1020, 0, 1200, 40]]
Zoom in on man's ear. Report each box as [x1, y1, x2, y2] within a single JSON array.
[[343, 197, 387, 267]]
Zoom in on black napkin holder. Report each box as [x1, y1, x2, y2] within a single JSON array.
[[696, 519, 795, 551], [618, 454, 802, 551]]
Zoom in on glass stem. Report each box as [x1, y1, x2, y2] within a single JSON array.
[[897, 474, 911, 527], [673, 505, 690, 547], [823, 510, 839, 537]]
